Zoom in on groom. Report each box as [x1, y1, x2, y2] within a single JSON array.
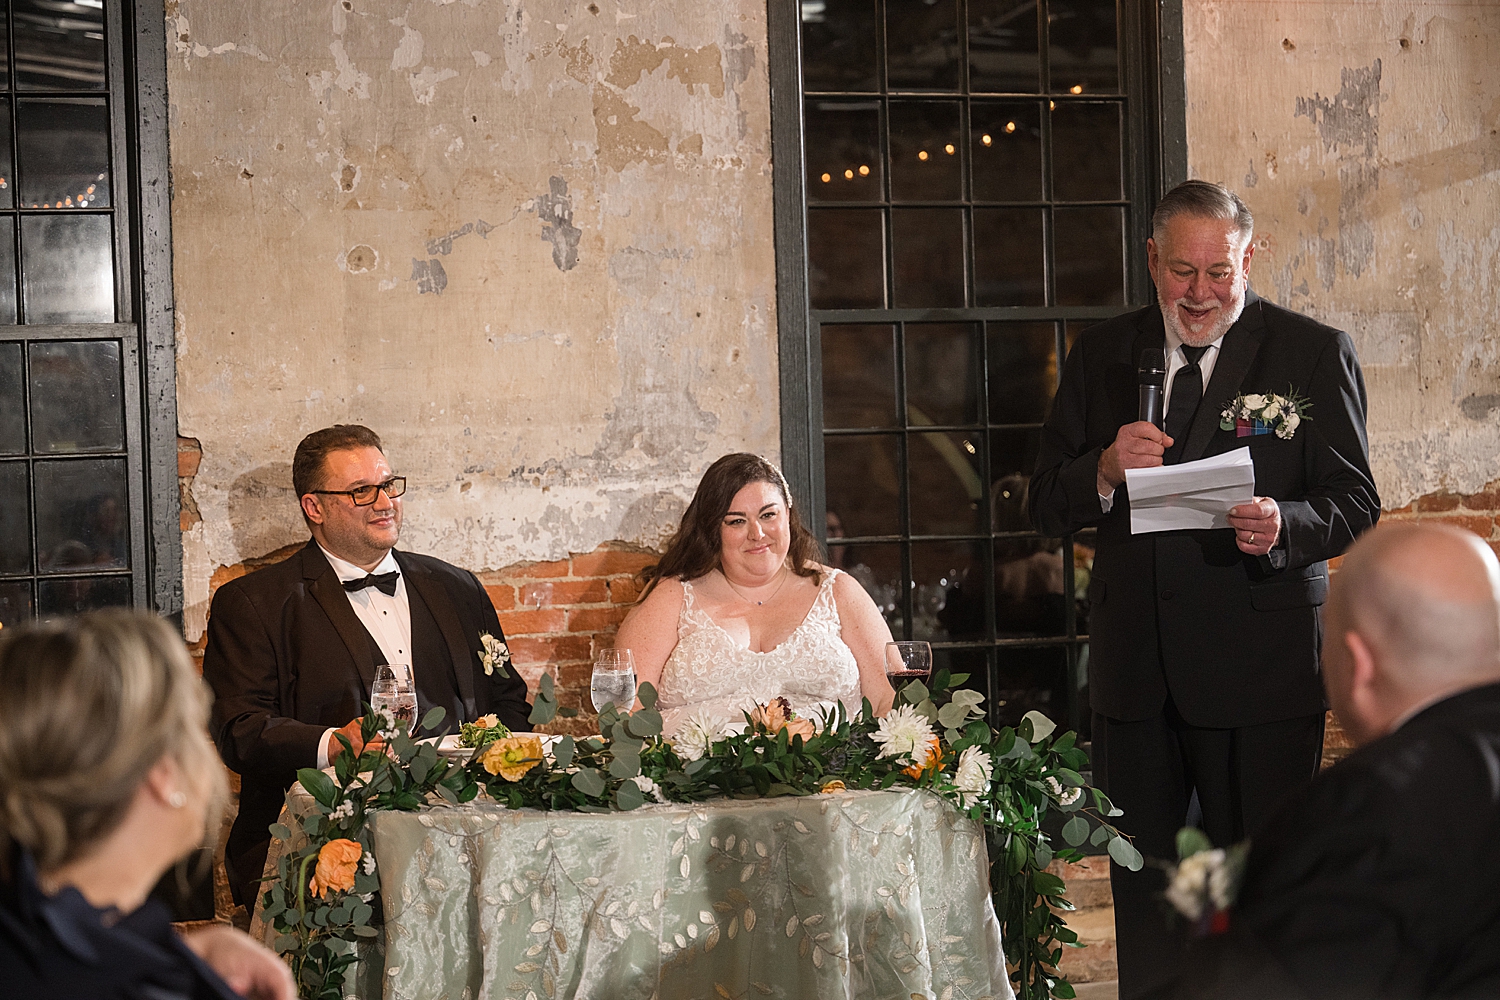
[[203, 424, 531, 909]]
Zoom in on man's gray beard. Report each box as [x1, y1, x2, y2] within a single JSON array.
[[1159, 287, 1246, 348]]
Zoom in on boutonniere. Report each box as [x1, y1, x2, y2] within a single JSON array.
[[1220, 388, 1311, 440], [1166, 828, 1248, 937], [478, 632, 512, 677]]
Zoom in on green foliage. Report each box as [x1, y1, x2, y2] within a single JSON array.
[[265, 677, 1130, 1000]]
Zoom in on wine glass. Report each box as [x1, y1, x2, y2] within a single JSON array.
[[371, 664, 417, 733], [885, 641, 933, 683], [590, 649, 637, 714]]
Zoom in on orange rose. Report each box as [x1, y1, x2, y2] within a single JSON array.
[[750, 697, 817, 742], [308, 838, 361, 898], [472, 714, 499, 730], [903, 735, 945, 780], [479, 735, 544, 781], [819, 779, 846, 794]]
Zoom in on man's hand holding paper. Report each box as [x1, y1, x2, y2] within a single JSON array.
[[1124, 447, 1261, 534]]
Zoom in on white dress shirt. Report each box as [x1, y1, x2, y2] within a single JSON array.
[[1099, 330, 1227, 513], [315, 545, 412, 767]]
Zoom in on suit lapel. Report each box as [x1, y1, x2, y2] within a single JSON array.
[[397, 551, 478, 719], [1182, 292, 1267, 463], [303, 542, 379, 693]]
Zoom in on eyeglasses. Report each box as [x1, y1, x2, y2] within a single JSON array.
[[309, 477, 407, 506]]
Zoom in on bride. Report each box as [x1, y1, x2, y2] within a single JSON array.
[[616, 453, 896, 736]]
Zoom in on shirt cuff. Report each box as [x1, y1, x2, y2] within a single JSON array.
[[1099, 490, 1115, 514], [316, 727, 338, 769]]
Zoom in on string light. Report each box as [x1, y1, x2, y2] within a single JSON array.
[[844, 168, 854, 179], [1005, 121, 1017, 133], [858, 164, 869, 176], [981, 134, 992, 145], [944, 143, 955, 155], [820, 172, 831, 183], [918, 150, 929, 161], [1070, 84, 1083, 94], [1049, 101, 1056, 110]]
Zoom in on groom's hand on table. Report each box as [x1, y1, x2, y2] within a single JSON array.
[[326, 717, 384, 762]]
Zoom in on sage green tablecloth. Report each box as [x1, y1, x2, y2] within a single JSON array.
[[271, 788, 1012, 1000]]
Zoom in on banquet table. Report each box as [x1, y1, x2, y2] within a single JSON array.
[[262, 785, 1013, 1000]]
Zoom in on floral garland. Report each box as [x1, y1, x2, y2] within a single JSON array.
[[261, 669, 1139, 1000]]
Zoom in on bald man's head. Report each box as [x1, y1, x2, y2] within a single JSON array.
[[1324, 523, 1500, 744]]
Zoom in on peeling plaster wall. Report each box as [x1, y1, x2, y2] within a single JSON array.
[[165, 0, 777, 638], [1184, 2, 1500, 508]]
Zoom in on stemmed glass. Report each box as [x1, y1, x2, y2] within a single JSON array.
[[371, 663, 417, 733], [884, 641, 933, 683], [590, 649, 637, 715]]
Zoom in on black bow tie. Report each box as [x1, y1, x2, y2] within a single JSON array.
[[343, 571, 399, 596]]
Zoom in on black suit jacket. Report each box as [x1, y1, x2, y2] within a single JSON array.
[[1029, 292, 1379, 727], [203, 540, 531, 903], [1170, 682, 1500, 999]]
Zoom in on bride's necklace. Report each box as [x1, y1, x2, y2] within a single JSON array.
[[722, 566, 789, 606]]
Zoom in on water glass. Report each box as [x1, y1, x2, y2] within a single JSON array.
[[590, 649, 637, 714], [371, 663, 418, 732], [884, 641, 933, 682]]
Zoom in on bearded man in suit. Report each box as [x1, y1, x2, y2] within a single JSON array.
[[1171, 523, 1500, 998], [1028, 180, 1379, 997], [203, 425, 531, 909]]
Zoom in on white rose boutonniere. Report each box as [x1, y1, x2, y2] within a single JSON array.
[[478, 632, 512, 677], [1220, 387, 1311, 441], [1166, 827, 1248, 937]]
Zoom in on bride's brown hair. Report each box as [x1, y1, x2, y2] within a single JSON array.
[[639, 453, 822, 599]]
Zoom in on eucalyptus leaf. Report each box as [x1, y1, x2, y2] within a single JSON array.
[[937, 701, 972, 730], [914, 698, 939, 723], [1061, 815, 1090, 847], [1021, 710, 1057, 743], [352, 925, 380, 938], [420, 706, 446, 732], [553, 735, 576, 769], [570, 767, 606, 797], [626, 711, 661, 739], [637, 680, 659, 711], [615, 780, 644, 811], [900, 679, 930, 705], [608, 751, 642, 779], [529, 673, 558, 726], [1034, 838, 1053, 869], [1089, 824, 1111, 847], [1108, 835, 1144, 872], [268, 822, 293, 841]]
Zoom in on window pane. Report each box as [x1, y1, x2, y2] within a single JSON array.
[[0, 217, 16, 323], [801, 0, 879, 92], [908, 431, 984, 535], [1054, 206, 1124, 306], [21, 213, 115, 323], [987, 321, 1058, 424], [0, 461, 30, 574], [0, 343, 24, 453], [808, 208, 885, 309], [0, 581, 32, 627], [1073, 528, 1095, 635], [888, 100, 962, 202], [973, 208, 1044, 306], [17, 98, 111, 209], [0, 100, 12, 210], [886, 0, 960, 91], [1066, 319, 1091, 355], [994, 536, 1069, 638], [38, 575, 131, 616], [993, 644, 1067, 726], [971, 101, 1042, 201], [1051, 101, 1122, 202], [35, 458, 128, 573], [989, 427, 1041, 495], [824, 433, 901, 537], [891, 208, 965, 307], [13, 0, 107, 91], [822, 324, 897, 428], [827, 541, 902, 635], [0, 17, 9, 90], [968, 0, 1039, 93], [911, 540, 983, 640], [1047, 0, 1118, 94], [905, 323, 979, 426], [806, 100, 882, 204], [29, 340, 124, 453]]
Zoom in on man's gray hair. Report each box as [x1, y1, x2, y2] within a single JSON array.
[[1151, 180, 1254, 244]]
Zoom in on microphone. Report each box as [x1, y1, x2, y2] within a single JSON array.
[[1138, 347, 1166, 430]]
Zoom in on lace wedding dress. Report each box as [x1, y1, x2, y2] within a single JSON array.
[[656, 569, 862, 736]]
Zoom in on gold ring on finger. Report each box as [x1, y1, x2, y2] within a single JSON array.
[[1249, 531, 1256, 544]]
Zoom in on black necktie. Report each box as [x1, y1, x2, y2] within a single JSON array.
[[344, 571, 399, 596], [1163, 345, 1208, 465]]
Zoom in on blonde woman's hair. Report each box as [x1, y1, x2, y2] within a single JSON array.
[[0, 609, 228, 872]]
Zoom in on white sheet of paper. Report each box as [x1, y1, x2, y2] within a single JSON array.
[[1125, 446, 1256, 533]]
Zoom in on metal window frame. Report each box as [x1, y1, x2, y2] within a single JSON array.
[[771, 0, 1186, 733], [0, 0, 180, 620]]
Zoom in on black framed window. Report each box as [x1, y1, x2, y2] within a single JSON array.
[[794, 0, 1165, 734], [0, 0, 172, 627]]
